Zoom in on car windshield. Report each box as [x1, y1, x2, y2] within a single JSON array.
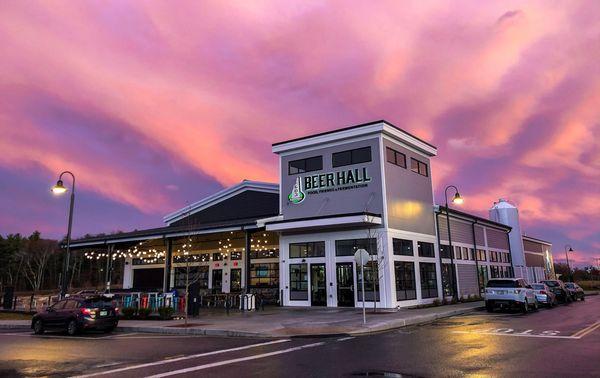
[[83, 298, 114, 308], [531, 284, 545, 290], [543, 281, 559, 287], [487, 280, 518, 288]]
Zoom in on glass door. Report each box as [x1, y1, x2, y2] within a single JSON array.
[[310, 264, 327, 306], [212, 269, 223, 293], [336, 263, 354, 307]]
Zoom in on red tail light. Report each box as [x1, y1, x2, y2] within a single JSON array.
[[540, 290, 547, 295], [80, 308, 96, 317]]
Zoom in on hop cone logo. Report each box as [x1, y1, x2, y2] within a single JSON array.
[[288, 177, 305, 204]]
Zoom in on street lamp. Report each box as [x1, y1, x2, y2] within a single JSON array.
[[444, 185, 463, 301], [51, 171, 75, 298], [564, 245, 573, 282]]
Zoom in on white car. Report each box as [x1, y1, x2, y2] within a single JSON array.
[[484, 278, 538, 313]]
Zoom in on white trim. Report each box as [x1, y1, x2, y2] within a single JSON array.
[[522, 235, 552, 246], [163, 180, 278, 225], [266, 214, 382, 232], [272, 122, 437, 157], [378, 135, 388, 228]]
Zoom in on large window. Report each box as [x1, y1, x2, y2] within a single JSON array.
[[393, 238, 413, 256], [174, 266, 209, 289], [418, 241, 435, 257], [357, 261, 380, 301], [288, 156, 323, 175], [477, 249, 487, 261], [395, 261, 416, 301], [289, 264, 308, 300], [410, 158, 428, 177], [289, 242, 325, 258], [250, 263, 279, 287], [386, 147, 406, 168], [419, 262, 438, 299], [332, 147, 372, 168], [335, 238, 377, 256]]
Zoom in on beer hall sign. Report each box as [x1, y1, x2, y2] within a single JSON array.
[[288, 167, 372, 204]]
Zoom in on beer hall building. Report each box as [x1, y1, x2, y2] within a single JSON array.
[[70, 120, 554, 309]]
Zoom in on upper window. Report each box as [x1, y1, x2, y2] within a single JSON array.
[[288, 156, 323, 175], [440, 244, 452, 259], [386, 147, 406, 168], [289, 242, 325, 258], [335, 238, 377, 256], [418, 242, 435, 257], [393, 238, 413, 256], [410, 158, 428, 177], [332, 147, 371, 168]]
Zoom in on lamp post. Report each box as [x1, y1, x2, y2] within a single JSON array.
[[51, 171, 76, 298], [564, 245, 573, 282], [444, 185, 463, 301]]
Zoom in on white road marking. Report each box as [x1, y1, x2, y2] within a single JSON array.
[[453, 320, 600, 340], [452, 330, 576, 339], [70, 339, 290, 377], [572, 321, 600, 338], [337, 337, 355, 342], [145, 342, 325, 377]]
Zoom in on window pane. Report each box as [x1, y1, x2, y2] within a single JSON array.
[[440, 244, 451, 258], [288, 159, 305, 175], [411, 158, 419, 173], [332, 150, 352, 167], [308, 242, 325, 257], [351, 147, 371, 164], [357, 261, 380, 301], [289, 264, 308, 300], [335, 238, 376, 256], [419, 262, 438, 299], [395, 261, 416, 301], [396, 152, 406, 168], [393, 238, 413, 256], [289, 243, 306, 258], [418, 242, 434, 257], [305, 156, 323, 172], [386, 147, 396, 164]]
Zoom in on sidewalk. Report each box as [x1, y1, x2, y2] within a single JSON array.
[[0, 301, 483, 337]]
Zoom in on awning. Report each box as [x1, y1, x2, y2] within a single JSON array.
[[265, 212, 382, 232]]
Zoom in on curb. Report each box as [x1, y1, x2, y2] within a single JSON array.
[[115, 305, 483, 338], [0, 324, 30, 330]]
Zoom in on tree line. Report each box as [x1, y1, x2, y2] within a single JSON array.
[[0, 231, 122, 295]]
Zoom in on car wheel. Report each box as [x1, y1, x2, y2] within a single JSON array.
[[532, 300, 539, 311], [33, 320, 44, 335], [66, 320, 78, 336], [521, 300, 529, 314]]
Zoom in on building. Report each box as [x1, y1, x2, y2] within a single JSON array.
[[69, 120, 554, 309]]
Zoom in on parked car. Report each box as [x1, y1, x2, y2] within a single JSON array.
[[484, 278, 538, 313], [541, 280, 571, 304], [564, 282, 585, 301], [531, 283, 557, 307], [31, 296, 118, 336]]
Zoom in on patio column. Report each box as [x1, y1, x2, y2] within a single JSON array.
[[245, 230, 252, 293], [163, 238, 172, 293], [105, 244, 114, 292]]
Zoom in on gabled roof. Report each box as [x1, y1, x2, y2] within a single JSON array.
[[163, 180, 279, 225], [272, 120, 437, 157]]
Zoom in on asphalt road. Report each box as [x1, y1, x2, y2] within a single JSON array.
[[0, 295, 598, 377]]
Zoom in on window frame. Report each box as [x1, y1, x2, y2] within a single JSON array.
[[386, 147, 407, 168], [393, 238, 414, 256], [332, 147, 372, 168], [395, 261, 416, 301], [288, 156, 323, 175], [289, 263, 308, 300], [417, 241, 435, 258], [289, 242, 325, 259], [419, 262, 438, 299], [410, 157, 428, 177]]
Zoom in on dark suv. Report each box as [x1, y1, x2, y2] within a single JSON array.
[[31, 296, 118, 335], [541, 280, 571, 304]]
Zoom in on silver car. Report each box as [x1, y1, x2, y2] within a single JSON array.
[[531, 283, 557, 307]]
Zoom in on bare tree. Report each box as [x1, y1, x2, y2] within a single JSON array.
[[21, 233, 58, 292]]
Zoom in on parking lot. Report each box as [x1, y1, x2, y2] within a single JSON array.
[[0, 295, 598, 377]]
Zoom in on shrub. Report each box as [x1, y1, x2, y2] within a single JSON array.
[[432, 299, 441, 306], [158, 306, 174, 320], [121, 307, 136, 319], [137, 307, 152, 319]]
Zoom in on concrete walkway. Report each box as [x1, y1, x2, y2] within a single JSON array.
[[0, 301, 482, 337]]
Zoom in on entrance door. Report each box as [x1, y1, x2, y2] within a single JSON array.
[[212, 269, 223, 293], [230, 269, 242, 292], [336, 263, 355, 307], [310, 264, 327, 306]]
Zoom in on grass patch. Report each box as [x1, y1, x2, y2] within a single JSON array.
[[0, 312, 32, 320]]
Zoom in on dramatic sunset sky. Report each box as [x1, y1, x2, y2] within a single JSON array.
[[1, 1, 598, 266]]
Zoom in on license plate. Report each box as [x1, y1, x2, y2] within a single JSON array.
[[496, 290, 505, 294], [100, 310, 108, 316]]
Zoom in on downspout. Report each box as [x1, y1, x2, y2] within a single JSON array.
[[471, 221, 481, 295]]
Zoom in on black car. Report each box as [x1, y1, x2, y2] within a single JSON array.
[[564, 282, 585, 301], [541, 280, 572, 304], [31, 296, 118, 335]]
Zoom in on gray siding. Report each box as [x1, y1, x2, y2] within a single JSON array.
[[525, 252, 545, 267], [457, 264, 479, 297], [474, 225, 485, 246], [487, 228, 510, 250], [523, 239, 544, 253], [384, 139, 436, 235], [437, 215, 474, 244], [280, 138, 384, 220]]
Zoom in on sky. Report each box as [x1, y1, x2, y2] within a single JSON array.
[[0, 1, 598, 266]]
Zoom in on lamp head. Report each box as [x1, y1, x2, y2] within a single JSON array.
[[568, 247, 573, 252], [452, 192, 464, 205], [51, 179, 68, 194]]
